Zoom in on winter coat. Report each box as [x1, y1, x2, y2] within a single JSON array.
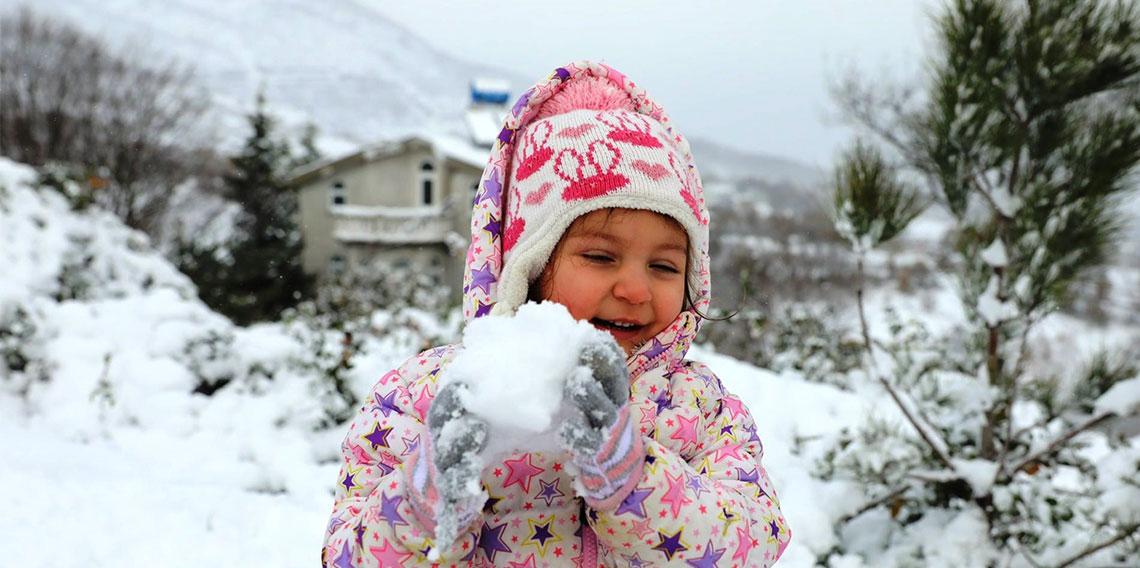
[[322, 61, 790, 568]]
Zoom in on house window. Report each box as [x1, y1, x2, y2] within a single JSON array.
[[329, 254, 346, 275], [420, 161, 435, 205], [330, 181, 346, 206]]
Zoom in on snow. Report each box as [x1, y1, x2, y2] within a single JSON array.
[[979, 238, 1008, 268], [950, 458, 999, 497], [443, 301, 609, 456], [976, 274, 1019, 327], [1096, 376, 1140, 417], [3, 153, 1139, 567]]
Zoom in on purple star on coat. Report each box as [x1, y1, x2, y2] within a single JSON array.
[[497, 125, 515, 147], [469, 263, 496, 295], [770, 519, 781, 540], [685, 472, 709, 498], [615, 487, 653, 519], [483, 218, 501, 242], [735, 467, 760, 484], [530, 520, 556, 547], [653, 529, 689, 561], [537, 478, 564, 506], [474, 301, 493, 318], [340, 470, 358, 493], [624, 553, 649, 568], [353, 521, 366, 546], [372, 390, 400, 417], [477, 522, 511, 563], [332, 543, 354, 568], [481, 169, 503, 208], [379, 492, 407, 529], [363, 425, 392, 451], [511, 88, 533, 116], [554, 67, 571, 82], [685, 540, 726, 568], [642, 338, 667, 360]]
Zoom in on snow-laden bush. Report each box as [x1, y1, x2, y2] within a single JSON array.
[[818, 1, 1140, 564]]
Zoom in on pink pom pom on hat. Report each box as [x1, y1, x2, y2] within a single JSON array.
[[492, 71, 709, 315]]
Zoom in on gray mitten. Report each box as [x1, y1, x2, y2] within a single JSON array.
[[556, 336, 645, 506], [558, 337, 630, 457], [422, 382, 490, 553]]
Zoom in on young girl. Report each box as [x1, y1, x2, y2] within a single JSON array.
[[323, 60, 790, 567]]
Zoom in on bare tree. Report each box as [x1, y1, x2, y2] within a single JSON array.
[[0, 6, 214, 234]]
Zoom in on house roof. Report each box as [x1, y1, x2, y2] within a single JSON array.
[[288, 132, 489, 188]]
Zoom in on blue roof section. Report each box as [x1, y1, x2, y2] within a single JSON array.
[[470, 78, 510, 104]]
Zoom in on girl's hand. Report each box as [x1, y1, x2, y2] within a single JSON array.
[[423, 382, 490, 552], [558, 339, 629, 456], [557, 337, 646, 509]]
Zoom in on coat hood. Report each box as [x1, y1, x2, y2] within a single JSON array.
[[462, 60, 712, 373]]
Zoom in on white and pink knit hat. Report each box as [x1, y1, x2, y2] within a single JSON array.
[[492, 76, 710, 313]]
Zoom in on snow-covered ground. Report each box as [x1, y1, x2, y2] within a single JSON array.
[[2, 153, 1138, 567]]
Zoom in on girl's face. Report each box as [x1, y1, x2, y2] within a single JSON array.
[[536, 208, 688, 355]]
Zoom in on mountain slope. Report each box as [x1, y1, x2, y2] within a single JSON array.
[[2, 0, 527, 148], [2, 0, 821, 185]]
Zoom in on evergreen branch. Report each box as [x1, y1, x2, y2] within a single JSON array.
[[838, 485, 910, 524], [1053, 523, 1140, 568], [1005, 411, 1117, 476]]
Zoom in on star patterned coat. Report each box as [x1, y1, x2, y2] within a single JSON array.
[[322, 61, 790, 568]]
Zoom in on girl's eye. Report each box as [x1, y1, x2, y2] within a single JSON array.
[[652, 263, 681, 274], [582, 253, 614, 263]]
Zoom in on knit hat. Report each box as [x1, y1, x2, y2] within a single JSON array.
[[464, 61, 713, 369], [492, 75, 710, 314]]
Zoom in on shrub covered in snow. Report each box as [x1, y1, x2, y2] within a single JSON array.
[[821, 1, 1140, 565]]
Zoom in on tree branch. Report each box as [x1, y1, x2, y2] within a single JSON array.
[[1005, 412, 1117, 476], [1054, 523, 1140, 568], [838, 485, 910, 524], [853, 253, 958, 472]]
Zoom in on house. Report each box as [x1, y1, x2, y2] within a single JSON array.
[[290, 80, 509, 298]]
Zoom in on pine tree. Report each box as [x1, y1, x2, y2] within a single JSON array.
[[179, 94, 312, 325], [823, 1, 1140, 565]]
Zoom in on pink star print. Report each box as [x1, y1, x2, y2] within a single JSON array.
[[661, 471, 693, 519], [368, 541, 412, 567], [412, 388, 432, 421], [713, 443, 746, 464], [509, 554, 539, 568], [669, 414, 699, 447], [721, 396, 746, 421], [502, 455, 545, 493], [732, 525, 754, 563]]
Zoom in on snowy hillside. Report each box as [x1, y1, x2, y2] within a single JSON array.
[[0, 0, 526, 153], [0, 0, 821, 186]]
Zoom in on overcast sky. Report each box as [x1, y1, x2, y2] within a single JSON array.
[[372, 0, 941, 168]]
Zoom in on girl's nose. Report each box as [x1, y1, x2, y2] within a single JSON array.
[[612, 268, 652, 304]]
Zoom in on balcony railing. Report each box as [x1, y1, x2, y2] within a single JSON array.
[[331, 205, 453, 244]]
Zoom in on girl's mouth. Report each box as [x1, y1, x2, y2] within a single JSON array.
[[590, 318, 646, 332]]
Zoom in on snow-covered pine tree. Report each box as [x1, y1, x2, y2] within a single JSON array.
[[177, 94, 312, 326], [821, 1, 1140, 565]]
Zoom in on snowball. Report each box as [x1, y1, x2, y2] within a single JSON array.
[[441, 301, 615, 457]]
